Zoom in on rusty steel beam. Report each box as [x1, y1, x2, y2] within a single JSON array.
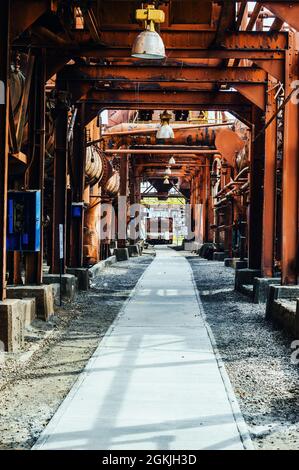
[[90, 28, 288, 51], [63, 65, 267, 84], [281, 37, 299, 285], [261, 77, 277, 278], [213, 0, 235, 46], [80, 89, 251, 109], [264, 3, 299, 32], [70, 48, 284, 60], [246, 4, 262, 31], [0, 1, 10, 300], [234, 83, 266, 110], [236, 1, 248, 30], [11, 0, 55, 40], [253, 58, 284, 82], [270, 17, 284, 31]]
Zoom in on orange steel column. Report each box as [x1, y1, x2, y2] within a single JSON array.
[[118, 155, 128, 249], [281, 35, 299, 285], [248, 105, 265, 271], [261, 77, 277, 278]]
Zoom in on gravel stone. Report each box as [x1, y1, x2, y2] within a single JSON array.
[[0, 253, 154, 449], [188, 256, 299, 450]]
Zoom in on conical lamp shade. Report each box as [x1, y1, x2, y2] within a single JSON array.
[[132, 28, 165, 59]]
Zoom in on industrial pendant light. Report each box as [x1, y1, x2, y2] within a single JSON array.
[[164, 167, 172, 176], [163, 177, 170, 185], [169, 156, 176, 165], [156, 110, 174, 140], [131, 4, 166, 60]]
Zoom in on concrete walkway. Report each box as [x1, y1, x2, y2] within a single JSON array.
[[33, 247, 251, 450]]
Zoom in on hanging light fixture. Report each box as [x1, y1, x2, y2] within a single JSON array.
[[131, 4, 166, 60], [168, 156, 176, 165], [163, 177, 170, 184], [164, 167, 172, 176], [156, 110, 174, 140]]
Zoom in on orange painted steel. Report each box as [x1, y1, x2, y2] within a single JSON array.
[[261, 78, 277, 278], [92, 30, 289, 51], [281, 36, 299, 285], [65, 65, 267, 84]]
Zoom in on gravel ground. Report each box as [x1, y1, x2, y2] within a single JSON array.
[[188, 255, 299, 450], [0, 252, 154, 450]]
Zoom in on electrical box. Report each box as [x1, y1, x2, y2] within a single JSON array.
[[7, 190, 41, 252], [71, 202, 84, 218]]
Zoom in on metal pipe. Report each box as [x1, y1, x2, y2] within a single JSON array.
[[234, 166, 250, 181], [103, 121, 235, 137], [103, 149, 220, 156], [214, 179, 247, 198]]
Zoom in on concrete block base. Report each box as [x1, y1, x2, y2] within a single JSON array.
[[7, 285, 54, 321], [235, 260, 248, 270], [183, 241, 201, 252], [253, 277, 281, 304], [0, 299, 25, 352], [198, 243, 215, 260], [224, 258, 248, 269], [224, 258, 234, 268], [235, 268, 261, 292], [213, 252, 227, 261], [127, 245, 140, 257], [66, 268, 90, 290], [267, 298, 299, 337], [43, 274, 77, 302], [22, 298, 36, 327], [266, 285, 299, 320], [114, 248, 129, 262]]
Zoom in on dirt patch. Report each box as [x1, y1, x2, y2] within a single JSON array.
[[188, 255, 299, 450], [0, 253, 154, 450]]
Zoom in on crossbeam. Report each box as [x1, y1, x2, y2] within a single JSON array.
[[79, 90, 252, 114], [63, 65, 267, 84], [75, 30, 288, 51]]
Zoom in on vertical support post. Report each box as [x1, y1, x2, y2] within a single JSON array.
[[261, 77, 277, 278], [51, 87, 68, 274], [201, 167, 208, 243], [282, 35, 299, 285], [248, 105, 265, 270], [70, 103, 86, 267], [118, 155, 128, 248], [25, 49, 46, 284], [225, 201, 233, 257], [0, 1, 10, 300]]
